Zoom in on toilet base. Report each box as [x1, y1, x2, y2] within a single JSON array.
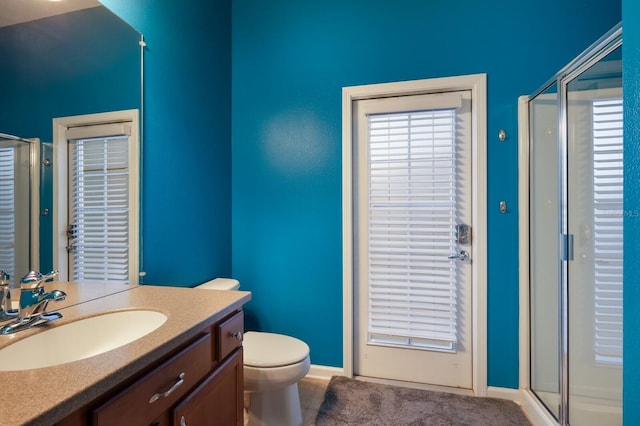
[[246, 383, 303, 426]]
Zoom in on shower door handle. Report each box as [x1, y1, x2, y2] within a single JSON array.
[[448, 250, 470, 262]]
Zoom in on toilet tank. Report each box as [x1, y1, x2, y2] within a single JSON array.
[[195, 278, 240, 291]]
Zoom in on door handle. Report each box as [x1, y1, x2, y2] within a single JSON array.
[[448, 250, 470, 262]]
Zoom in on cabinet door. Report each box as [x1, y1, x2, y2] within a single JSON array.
[[173, 348, 243, 426]]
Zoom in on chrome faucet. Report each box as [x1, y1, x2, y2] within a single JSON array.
[[0, 270, 66, 335]]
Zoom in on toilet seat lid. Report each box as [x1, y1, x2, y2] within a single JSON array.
[[243, 331, 310, 367]]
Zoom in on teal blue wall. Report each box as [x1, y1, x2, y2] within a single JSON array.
[[100, 0, 233, 285], [102, 0, 627, 393], [0, 7, 140, 272], [623, 0, 640, 424], [231, 0, 620, 386]]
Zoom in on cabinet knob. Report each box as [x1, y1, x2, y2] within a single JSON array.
[[230, 331, 243, 341], [180, 415, 187, 426]]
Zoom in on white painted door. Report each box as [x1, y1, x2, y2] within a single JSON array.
[[353, 90, 473, 388]]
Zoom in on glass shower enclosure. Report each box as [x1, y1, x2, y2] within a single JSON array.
[[524, 24, 622, 425]]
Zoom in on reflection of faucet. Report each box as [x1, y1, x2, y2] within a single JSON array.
[[0, 270, 16, 322], [20, 270, 58, 288], [18, 270, 65, 318], [0, 270, 66, 335]]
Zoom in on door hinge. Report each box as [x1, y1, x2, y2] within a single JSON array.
[[67, 224, 78, 239]]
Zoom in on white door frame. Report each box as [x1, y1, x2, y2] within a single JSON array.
[[342, 74, 488, 396], [53, 109, 140, 284]]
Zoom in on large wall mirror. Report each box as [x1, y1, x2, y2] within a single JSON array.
[[0, 0, 142, 287]]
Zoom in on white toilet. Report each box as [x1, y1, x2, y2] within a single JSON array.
[[196, 278, 311, 426]]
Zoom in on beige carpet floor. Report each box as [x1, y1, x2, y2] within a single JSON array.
[[316, 376, 531, 426]]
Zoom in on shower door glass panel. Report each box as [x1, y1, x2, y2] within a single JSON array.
[[529, 83, 560, 420], [0, 141, 31, 286], [567, 46, 622, 426]]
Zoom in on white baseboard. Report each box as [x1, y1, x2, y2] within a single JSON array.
[[485, 387, 558, 426], [487, 386, 522, 403], [306, 364, 344, 380], [519, 389, 558, 426]]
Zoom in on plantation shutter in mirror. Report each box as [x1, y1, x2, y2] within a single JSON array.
[[366, 107, 459, 351], [592, 98, 623, 365], [68, 127, 130, 284], [0, 147, 15, 283]]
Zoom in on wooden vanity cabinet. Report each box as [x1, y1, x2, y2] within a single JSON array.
[[57, 310, 244, 426]]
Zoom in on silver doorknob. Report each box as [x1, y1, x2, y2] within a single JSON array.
[[448, 250, 470, 262]]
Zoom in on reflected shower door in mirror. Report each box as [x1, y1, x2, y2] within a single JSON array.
[[0, 1, 142, 283], [529, 82, 560, 420], [567, 44, 623, 426], [0, 137, 39, 287]]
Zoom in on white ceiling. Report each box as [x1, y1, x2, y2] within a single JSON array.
[[0, 0, 102, 28]]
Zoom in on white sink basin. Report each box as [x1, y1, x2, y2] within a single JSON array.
[[0, 310, 167, 371]]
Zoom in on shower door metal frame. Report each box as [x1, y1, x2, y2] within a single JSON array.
[[519, 23, 622, 426]]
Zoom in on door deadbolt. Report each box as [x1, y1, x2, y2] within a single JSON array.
[[455, 224, 471, 245]]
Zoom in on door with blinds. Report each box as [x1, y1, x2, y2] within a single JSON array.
[[354, 90, 473, 388], [54, 110, 139, 285]]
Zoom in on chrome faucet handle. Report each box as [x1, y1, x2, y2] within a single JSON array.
[[20, 270, 59, 289]]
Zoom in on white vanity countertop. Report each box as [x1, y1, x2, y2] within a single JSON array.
[[0, 282, 251, 426]]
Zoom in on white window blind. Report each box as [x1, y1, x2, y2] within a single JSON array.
[[367, 108, 458, 351], [69, 135, 130, 283], [592, 98, 623, 365], [0, 147, 15, 284]]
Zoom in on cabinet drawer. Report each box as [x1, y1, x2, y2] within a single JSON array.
[[216, 311, 244, 361], [173, 349, 244, 426], [93, 333, 213, 426]]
